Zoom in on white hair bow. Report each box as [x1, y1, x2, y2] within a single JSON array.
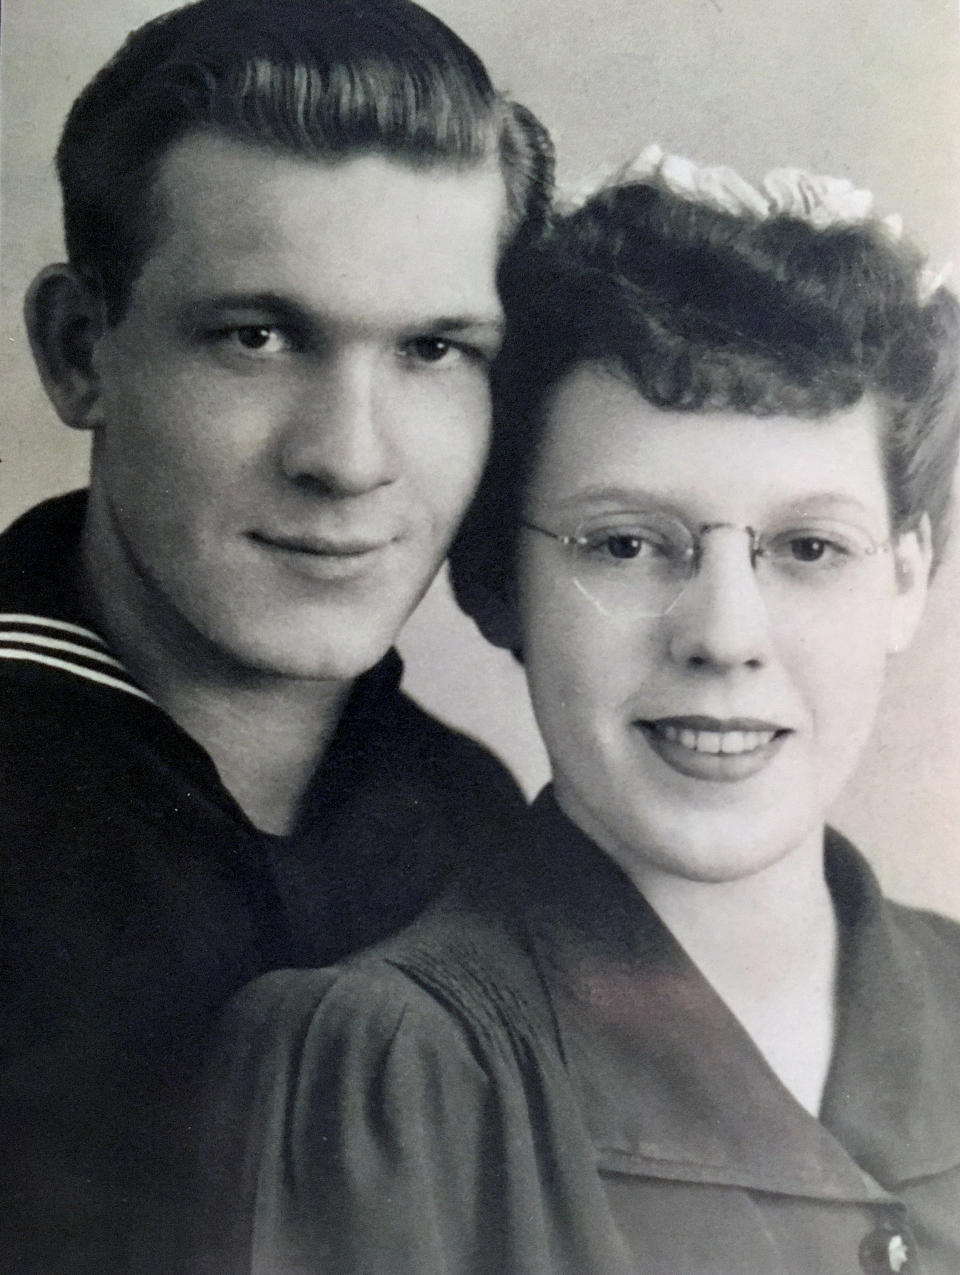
[[612, 143, 904, 237]]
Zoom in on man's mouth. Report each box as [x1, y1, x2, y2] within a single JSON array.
[[250, 531, 391, 557], [637, 716, 791, 781], [247, 529, 397, 583]]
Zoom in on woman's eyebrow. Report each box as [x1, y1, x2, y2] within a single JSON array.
[[769, 493, 879, 521], [548, 486, 686, 516], [539, 488, 887, 535]]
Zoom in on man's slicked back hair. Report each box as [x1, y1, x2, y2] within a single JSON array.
[[57, 0, 553, 320]]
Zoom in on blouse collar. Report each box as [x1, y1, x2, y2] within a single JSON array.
[[522, 790, 960, 1197]]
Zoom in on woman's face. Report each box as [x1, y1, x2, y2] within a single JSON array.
[[515, 362, 930, 887]]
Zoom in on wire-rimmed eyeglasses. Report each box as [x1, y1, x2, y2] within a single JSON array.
[[520, 510, 892, 618]]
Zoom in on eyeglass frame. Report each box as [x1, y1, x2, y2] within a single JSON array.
[[519, 513, 894, 619]]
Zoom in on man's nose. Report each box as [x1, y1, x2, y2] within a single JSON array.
[[665, 527, 774, 671], [277, 354, 398, 496]]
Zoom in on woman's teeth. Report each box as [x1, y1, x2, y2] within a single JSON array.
[[655, 724, 777, 755]]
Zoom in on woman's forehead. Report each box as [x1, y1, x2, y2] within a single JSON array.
[[529, 363, 889, 524]]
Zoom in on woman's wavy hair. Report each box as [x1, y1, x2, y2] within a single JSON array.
[[450, 174, 960, 634], [57, 0, 553, 323]]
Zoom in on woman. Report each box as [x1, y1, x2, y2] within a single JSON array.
[[192, 149, 960, 1274]]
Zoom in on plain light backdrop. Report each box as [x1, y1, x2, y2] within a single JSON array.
[[2, 0, 959, 914]]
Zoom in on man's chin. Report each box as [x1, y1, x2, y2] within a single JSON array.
[[212, 621, 400, 686]]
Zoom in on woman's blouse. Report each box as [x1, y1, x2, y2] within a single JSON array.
[[191, 791, 960, 1275]]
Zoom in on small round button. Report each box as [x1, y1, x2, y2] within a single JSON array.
[[859, 1223, 912, 1274]]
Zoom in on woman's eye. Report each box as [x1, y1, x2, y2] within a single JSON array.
[[772, 533, 853, 568], [762, 517, 882, 573], [605, 534, 645, 560], [583, 531, 665, 561], [790, 537, 831, 562]]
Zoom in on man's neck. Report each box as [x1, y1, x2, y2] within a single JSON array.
[[154, 673, 352, 835]]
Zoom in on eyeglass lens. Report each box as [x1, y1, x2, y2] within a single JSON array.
[[565, 512, 884, 617]]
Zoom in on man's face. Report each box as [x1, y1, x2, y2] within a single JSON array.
[[83, 131, 506, 682]]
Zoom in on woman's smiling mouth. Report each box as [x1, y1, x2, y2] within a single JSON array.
[[637, 716, 791, 781]]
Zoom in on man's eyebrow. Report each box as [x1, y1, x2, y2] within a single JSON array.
[[423, 315, 505, 333], [185, 293, 312, 324], [186, 294, 504, 336]]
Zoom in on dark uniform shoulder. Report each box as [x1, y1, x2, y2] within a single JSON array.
[[394, 687, 526, 806]]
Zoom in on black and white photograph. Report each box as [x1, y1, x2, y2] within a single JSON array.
[[2, 1, 959, 1270]]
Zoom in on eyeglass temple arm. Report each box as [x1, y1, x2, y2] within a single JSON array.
[[519, 518, 575, 546]]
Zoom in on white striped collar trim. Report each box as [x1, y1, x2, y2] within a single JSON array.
[[0, 613, 155, 704]]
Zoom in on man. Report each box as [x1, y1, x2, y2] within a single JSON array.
[[0, 0, 551, 1268]]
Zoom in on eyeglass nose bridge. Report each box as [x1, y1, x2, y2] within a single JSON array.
[[689, 522, 763, 569], [662, 522, 764, 617]]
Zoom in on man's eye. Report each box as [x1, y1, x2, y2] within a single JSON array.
[[402, 336, 464, 365], [216, 326, 293, 355]]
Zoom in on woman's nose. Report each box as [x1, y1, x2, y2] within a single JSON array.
[[277, 354, 398, 496], [665, 526, 774, 670]]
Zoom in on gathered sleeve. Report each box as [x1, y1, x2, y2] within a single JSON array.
[[188, 937, 635, 1275], [190, 964, 529, 1274]]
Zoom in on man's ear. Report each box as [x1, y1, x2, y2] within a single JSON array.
[[887, 514, 933, 655], [24, 264, 109, 431]]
